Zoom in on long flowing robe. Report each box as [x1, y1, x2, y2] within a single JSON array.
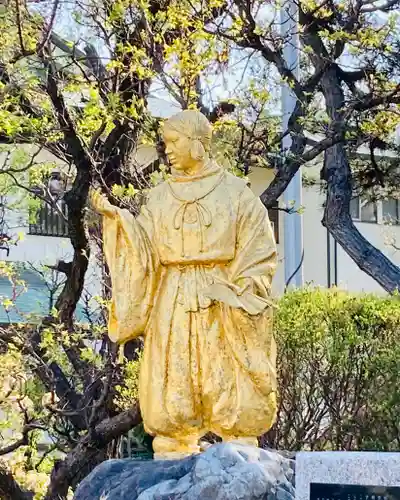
[[92, 165, 278, 439]]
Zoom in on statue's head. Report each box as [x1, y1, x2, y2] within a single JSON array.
[[162, 110, 212, 173]]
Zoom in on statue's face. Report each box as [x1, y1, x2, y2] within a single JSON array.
[[163, 127, 199, 172]]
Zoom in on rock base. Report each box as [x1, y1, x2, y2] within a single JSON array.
[[74, 442, 295, 500]]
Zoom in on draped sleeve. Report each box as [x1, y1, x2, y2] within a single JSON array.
[[202, 185, 277, 315], [90, 190, 159, 344]]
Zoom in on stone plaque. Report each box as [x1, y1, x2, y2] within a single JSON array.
[[310, 482, 400, 500], [296, 452, 400, 500]]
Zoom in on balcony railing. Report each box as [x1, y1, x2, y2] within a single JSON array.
[[29, 199, 69, 238]]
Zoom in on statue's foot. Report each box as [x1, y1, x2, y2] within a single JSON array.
[[221, 435, 258, 447], [153, 434, 200, 460], [153, 451, 196, 460]]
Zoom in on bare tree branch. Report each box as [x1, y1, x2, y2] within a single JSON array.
[[46, 260, 73, 277], [10, 0, 60, 64], [361, 0, 400, 12], [0, 423, 46, 456], [0, 461, 33, 500], [351, 84, 400, 111]]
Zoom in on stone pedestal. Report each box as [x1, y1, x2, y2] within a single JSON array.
[[74, 443, 295, 500]]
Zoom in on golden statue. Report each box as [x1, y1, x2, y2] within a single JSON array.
[[90, 110, 278, 459]]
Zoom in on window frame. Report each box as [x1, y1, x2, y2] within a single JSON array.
[[267, 201, 280, 243], [350, 196, 378, 224], [382, 198, 400, 225], [350, 196, 361, 222]]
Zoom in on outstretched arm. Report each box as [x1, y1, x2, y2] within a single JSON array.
[[89, 189, 159, 343]]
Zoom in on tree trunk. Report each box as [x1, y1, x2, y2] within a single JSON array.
[[45, 405, 141, 500], [320, 66, 400, 293]]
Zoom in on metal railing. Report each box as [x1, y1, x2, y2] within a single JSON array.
[[29, 199, 69, 237]]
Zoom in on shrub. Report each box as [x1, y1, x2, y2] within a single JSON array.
[[261, 288, 400, 452]]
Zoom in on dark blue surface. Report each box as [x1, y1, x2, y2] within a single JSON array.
[[0, 267, 88, 323], [310, 483, 400, 500]]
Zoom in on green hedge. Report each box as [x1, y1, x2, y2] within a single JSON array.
[[262, 288, 400, 452]]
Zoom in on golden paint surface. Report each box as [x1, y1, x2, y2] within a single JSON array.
[[90, 111, 278, 458]]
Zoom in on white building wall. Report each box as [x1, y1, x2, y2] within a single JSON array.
[[249, 167, 400, 295], [0, 146, 101, 301], [300, 186, 400, 293], [248, 167, 285, 294], [301, 187, 329, 288]]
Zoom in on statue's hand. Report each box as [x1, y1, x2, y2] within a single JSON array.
[[235, 277, 255, 296], [202, 276, 273, 316], [89, 188, 117, 216]]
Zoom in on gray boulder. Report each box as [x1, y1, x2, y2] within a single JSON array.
[[74, 443, 295, 500]]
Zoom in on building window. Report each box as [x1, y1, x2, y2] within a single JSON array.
[[350, 196, 377, 223], [267, 202, 280, 243], [382, 198, 400, 224], [29, 199, 69, 237]]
